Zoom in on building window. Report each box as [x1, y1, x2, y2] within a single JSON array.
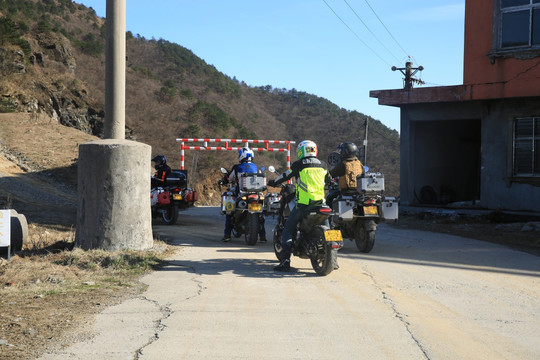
[[513, 117, 540, 176], [500, 0, 540, 49]]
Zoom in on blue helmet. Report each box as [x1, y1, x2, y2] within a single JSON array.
[[238, 147, 254, 163]]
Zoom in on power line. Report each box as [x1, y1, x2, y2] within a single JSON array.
[[321, 0, 392, 67], [362, 0, 409, 59], [343, 0, 401, 63]]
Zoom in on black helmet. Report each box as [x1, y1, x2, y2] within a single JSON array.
[[152, 155, 167, 168], [338, 142, 358, 160]]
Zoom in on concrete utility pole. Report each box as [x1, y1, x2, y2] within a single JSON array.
[[104, 0, 125, 139], [75, 0, 153, 251]]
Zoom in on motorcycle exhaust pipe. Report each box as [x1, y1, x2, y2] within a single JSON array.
[[238, 200, 247, 208]]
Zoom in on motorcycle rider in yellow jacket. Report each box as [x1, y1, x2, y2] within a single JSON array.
[[268, 140, 330, 272]]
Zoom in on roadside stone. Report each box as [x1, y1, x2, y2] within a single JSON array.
[[493, 223, 523, 232], [0, 339, 13, 346], [521, 222, 540, 232]]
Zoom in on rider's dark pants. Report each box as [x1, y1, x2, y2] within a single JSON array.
[[224, 214, 266, 238], [281, 203, 308, 260]]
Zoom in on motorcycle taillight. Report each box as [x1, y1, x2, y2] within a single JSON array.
[[365, 198, 376, 205], [319, 207, 332, 215], [248, 194, 258, 201]]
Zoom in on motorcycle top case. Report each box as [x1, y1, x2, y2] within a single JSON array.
[[166, 171, 187, 187], [239, 173, 266, 192], [358, 173, 385, 193]]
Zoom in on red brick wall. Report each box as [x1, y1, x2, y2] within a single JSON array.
[[463, 0, 540, 98]]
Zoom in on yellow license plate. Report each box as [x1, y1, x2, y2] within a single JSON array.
[[324, 230, 342, 241], [172, 194, 182, 200], [363, 206, 378, 215], [248, 203, 262, 212]]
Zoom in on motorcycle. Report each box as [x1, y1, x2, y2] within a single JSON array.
[[326, 170, 390, 253], [151, 170, 197, 225], [219, 167, 267, 245], [269, 171, 343, 276]]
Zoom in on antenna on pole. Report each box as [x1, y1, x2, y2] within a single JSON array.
[[363, 118, 368, 166], [392, 58, 424, 89]]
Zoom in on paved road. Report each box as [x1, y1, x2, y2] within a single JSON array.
[[39, 206, 540, 360]]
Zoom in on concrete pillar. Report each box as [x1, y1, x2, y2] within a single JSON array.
[[75, 0, 152, 251], [75, 140, 153, 251], [104, 0, 126, 140]]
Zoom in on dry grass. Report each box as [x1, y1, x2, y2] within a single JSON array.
[[0, 224, 175, 360]]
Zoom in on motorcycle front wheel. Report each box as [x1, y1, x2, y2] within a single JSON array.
[[244, 213, 259, 246], [310, 226, 337, 276], [354, 219, 375, 253], [273, 226, 286, 261], [161, 203, 179, 225]]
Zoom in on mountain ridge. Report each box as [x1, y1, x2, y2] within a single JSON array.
[[0, 0, 399, 199]]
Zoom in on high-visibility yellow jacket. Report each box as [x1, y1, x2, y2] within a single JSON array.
[[271, 156, 329, 205]]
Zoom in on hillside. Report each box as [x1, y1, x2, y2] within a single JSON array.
[[0, 0, 400, 200]]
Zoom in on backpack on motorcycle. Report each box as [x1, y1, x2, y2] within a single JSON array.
[[341, 159, 364, 190]]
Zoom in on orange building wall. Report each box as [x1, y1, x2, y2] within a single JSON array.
[[463, 0, 540, 98]]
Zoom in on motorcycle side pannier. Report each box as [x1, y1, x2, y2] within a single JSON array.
[[264, 193, 281, 214], [184, 189, 197, 202], [239, 173, 266, 192], [382, 197, 399, 220], [333, 197, 355, 220], [221, 193, 236, 214]]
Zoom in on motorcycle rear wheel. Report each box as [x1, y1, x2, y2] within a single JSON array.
[[245, 213, 259, 246], [161, 204, 179, 225], [354, 220, 375, 253], [310, 226, 337, 276]]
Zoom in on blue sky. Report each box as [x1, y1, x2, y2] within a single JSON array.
[[77, 0, 465, 133]]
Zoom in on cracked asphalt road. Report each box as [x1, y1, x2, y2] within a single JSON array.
[[38, 207, 540, 360]]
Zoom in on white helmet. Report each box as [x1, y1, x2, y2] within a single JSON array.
[[238, 147, 254, 163], [297, 140, 317, 160]]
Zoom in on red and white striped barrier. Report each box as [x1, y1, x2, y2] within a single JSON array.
[[176, 138, 295, 171]]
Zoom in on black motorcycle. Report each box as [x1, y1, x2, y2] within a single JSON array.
[[219, 167, 267, 245], [271, 182, 343, 276], [151, 170, 196, 225]]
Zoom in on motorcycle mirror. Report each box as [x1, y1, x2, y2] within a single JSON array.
[[268, 165, 275, 173], [220, 167, 228, 174], [261, 166, 266, 172]]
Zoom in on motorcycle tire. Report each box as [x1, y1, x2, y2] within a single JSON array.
[[244, 213, 259, 246], [161, 204, 179, 225], [354, 219, 375, 253], [310, 226, 337, 276], [273, 226, 286, 261]]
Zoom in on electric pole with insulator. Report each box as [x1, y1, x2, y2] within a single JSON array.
[[392, 60, 424, 89]]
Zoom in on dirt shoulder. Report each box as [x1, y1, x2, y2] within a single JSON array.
[[390, 208, 540, 257]]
